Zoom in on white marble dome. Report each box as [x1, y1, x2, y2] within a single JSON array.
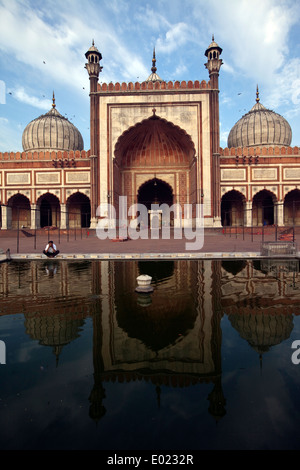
[[22, 97, 84, 152], [227, 91, 292, 149]]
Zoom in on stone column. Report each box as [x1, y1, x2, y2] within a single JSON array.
[[60, 203, 67, 229], [1, 206, 12, 230], [30, 204, 40, 229], [244, 201, 252, 227], [276, 202, 284, 227]]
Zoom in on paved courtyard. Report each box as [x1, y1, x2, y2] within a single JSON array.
[[0, 226, 299, 260]]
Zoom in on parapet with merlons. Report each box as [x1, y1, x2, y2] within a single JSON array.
[[0, 150, 91, 163], [97, 80, 210, 92], [220, 146, 299, 156]]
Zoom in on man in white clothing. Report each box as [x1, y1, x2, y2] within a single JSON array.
[[43, 240, 60, 258]]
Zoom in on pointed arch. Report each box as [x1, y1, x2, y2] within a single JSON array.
[[114, 114, 196, 168], [7, 193, 31, 229], [252, 189, 277, 226], [221, 190, 246, 227], [284, 188, 300, 225], [66, 191, 91, 228], [113, 113, 198, 216], [36, 192, 60, 228], [137, 178, 174, 209]]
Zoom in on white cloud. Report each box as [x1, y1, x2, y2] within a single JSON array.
[[134, 5, 170, 31], [12, 87, 52, 110], [1, 0, 300, 148], [222, 61, 234, 75], [156, 22, 197, 54], [191, 0, 300, 81], [0, 0, 148, 91], [173, 64, 188, 77]]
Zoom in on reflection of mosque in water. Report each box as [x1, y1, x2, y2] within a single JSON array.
[[0, 257, 300, 422]]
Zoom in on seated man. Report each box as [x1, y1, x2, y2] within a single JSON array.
[[43, 240, 60, 258]]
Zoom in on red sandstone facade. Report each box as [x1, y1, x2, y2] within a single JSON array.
[[1, 38, 299, 230]]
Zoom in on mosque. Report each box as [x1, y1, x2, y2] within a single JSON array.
[[1, 37, 299, 230]]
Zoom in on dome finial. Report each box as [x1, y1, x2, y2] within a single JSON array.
[[151, 47, 157, 74], [212, 33, 214, 41], [256, 85, 260, 103], [52, 91, 56, 109], [92, 38, 94, 46]]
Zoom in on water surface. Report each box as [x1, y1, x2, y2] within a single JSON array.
[[0, 258, 300, 450]]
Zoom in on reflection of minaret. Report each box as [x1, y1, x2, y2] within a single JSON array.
[[53, 345, 63, 368], [207, 376, 226, 422], [156, 385, 161, 409], [89, 262, 106, 423], [209, 260, 226, 420], [259, 353, 263, 375]]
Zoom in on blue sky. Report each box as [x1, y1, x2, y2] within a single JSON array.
[[1, 0, 300, 152]]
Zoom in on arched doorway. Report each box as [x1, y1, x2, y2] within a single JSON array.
[[38, 193, 60, 228], [8, 193, 31, 229], [138, 178, 173, 227], [67, 192, 91, 228], [114, 114, 197, 216], [137, 178, 173, 209], [221, 190, 245, 227], [252, 190, 275, 226], [284, 189, 300, 225]]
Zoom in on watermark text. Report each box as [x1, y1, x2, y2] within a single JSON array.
[[291, 340, 300, 364], [96, 198, 204, 251], [0, 340, 6, 364]]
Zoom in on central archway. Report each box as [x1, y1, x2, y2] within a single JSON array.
[[137, 178, 174, 227], [113, 113, 198, 214], [137, 178, 173, 210]]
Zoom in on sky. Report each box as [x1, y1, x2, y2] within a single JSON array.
[[1, 0, 300, 152]]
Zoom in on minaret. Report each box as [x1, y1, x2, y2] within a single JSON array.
[[205, 36, 223, 226], [85, 41, 103, 227]]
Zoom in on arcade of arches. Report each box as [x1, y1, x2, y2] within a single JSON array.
[[3, 187, 300, 230], [221, 189, 300, 227], [2, 192, 91, 230]]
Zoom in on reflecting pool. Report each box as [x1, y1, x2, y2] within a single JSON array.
[[0, 258, 300, 450]]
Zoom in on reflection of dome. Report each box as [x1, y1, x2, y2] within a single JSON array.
[[116, 293, 197, 352], [228, 313, 293, 355], [227, 87, 292, 148], [22, 94, 84, 152], [221, 260, 246, 276], [24, 313, 84, 363], [138, 261, 174, 285]]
